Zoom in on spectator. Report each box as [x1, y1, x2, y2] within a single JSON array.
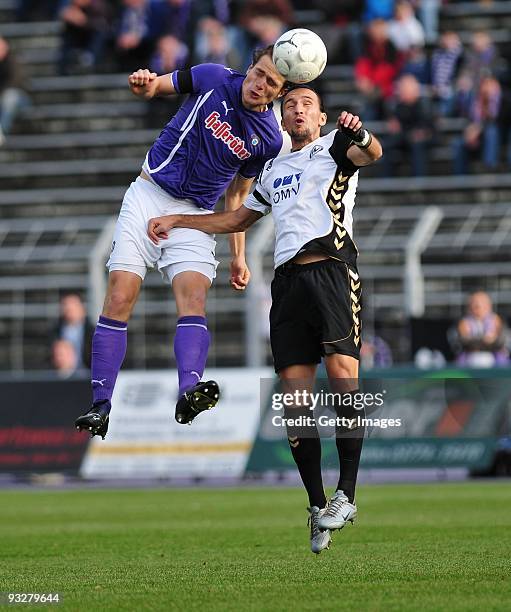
[[306, 1, 364, 63], [193, 17, 240, 69], [362, 0, 395, 23], [383, 73, 432, 176], [237, 0, 293, 68], [401, 44, 429, 85], [238, 0, 293, 27], [355, 19, 403, 120], [190, 0, 229, 28], [243, 15, 286, 68], [0, 37, 29, 145], [115, 0, 152, 72], [149, 34, 188, 73], [454, 291, 509, 367], [58, 0, 110, 75], [431, 31, 464, 117], [189, 0, 230, 54], [360, 334, 393, 369], [452, 71, 474, 119], [147, 0, 191, 44], [387, 0, 425, 53], [53, 293, 93, 369], [417, 0, 440, 44], [463, 30, 501, 88], [452, 75, 507, 174], [51, 339, 82, 378]]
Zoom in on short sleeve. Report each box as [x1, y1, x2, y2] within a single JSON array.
[[243, 170, 272, 216], [329, 130, 359, 171], [190, 63, 232, 94]]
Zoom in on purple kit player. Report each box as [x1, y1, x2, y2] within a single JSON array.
[[75, 48, 286, 439]]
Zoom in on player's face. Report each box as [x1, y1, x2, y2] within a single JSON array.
[[242, 54, 286, 111], [281, 89, 327, 147]]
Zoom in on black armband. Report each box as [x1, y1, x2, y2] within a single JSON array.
[[176, 69, 193, 93]]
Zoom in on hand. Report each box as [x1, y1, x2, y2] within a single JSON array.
[[147, 216, 174, 244], [230, 256, 251, 291], [337, 111, 366, 144], [128, 69, 158, 99]]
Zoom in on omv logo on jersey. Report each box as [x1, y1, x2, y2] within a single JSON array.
[[204, 111, 251, 160], [272, 173, 302, 203]]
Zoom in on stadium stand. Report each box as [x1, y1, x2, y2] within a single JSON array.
[[0, 1, 510, 370]]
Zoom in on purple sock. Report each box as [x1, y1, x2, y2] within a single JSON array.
[[91, 315, 128, 407], [174, 316, 210, 396]]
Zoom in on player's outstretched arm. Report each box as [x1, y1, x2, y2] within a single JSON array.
[[147, 207, 262, 244], [225, 175, 255, 291], [128, 68, 177, 99], [338, 111, 383, 166]]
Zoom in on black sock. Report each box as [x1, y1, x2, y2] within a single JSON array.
[[334, 390, 365, 504], [285, 407, 326, 509]]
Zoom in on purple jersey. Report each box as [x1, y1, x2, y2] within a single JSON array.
[[142, 63, 283, 210]]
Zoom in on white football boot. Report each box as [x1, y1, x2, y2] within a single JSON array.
[[318, 490, 357, 531], [307, 506, 331, 554]]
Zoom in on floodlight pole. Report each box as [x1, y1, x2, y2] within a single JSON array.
[[245, 215, 275, 367], [88, 218, 116, 323]]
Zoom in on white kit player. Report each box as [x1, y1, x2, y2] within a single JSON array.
[[147, 84, 383, 554]]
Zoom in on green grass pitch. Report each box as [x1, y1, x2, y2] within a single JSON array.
[[0, 482, 510, 611]]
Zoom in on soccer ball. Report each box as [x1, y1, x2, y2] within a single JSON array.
[[272, 28, 327, 84]]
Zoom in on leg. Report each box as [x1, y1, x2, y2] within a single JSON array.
[[453, 135, 468, 175], [76, 270, 142, 437], [279, 364, 327, 510], [0, 88, 29, 135], [410, 138, 428, 177], [170, 269, 220, 423], [482, 122, 500, 169], [325, 354, 364, 504], [280, 363, 332, 554], [92, 270, 142, 403], [172, 270, 211, 395]]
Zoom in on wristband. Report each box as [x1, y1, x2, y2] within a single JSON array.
[[353, 129, 372, 148]]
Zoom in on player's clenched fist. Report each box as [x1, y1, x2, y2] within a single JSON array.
[[128, 69, 158, 99], [337, 110, 372, 148], [147, 215, 175, 244]]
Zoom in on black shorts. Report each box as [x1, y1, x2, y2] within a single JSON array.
[[270, 258, 362, 373]]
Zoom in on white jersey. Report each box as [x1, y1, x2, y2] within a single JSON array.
[[244, 130, 360, 269]]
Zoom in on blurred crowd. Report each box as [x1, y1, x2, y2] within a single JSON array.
[[4, 0, 511, 173]]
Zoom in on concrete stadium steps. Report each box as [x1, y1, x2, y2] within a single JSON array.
[[3, 174, 511, 220], [357, 174, 511, 207], [0, 19, 61, 41], [0, 130, 155, 163], [0, 186, 126, 218], [0, 134, 460, 171], [440, 1, 511, 31], [14, 102, 147, 134], [27, 74, 140, 104], [0, 157, 140, 189], [0, 0, 15, 22]]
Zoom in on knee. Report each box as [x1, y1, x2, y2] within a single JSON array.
[[103, 290, 135, 320], [178, 289, 207, 316]]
